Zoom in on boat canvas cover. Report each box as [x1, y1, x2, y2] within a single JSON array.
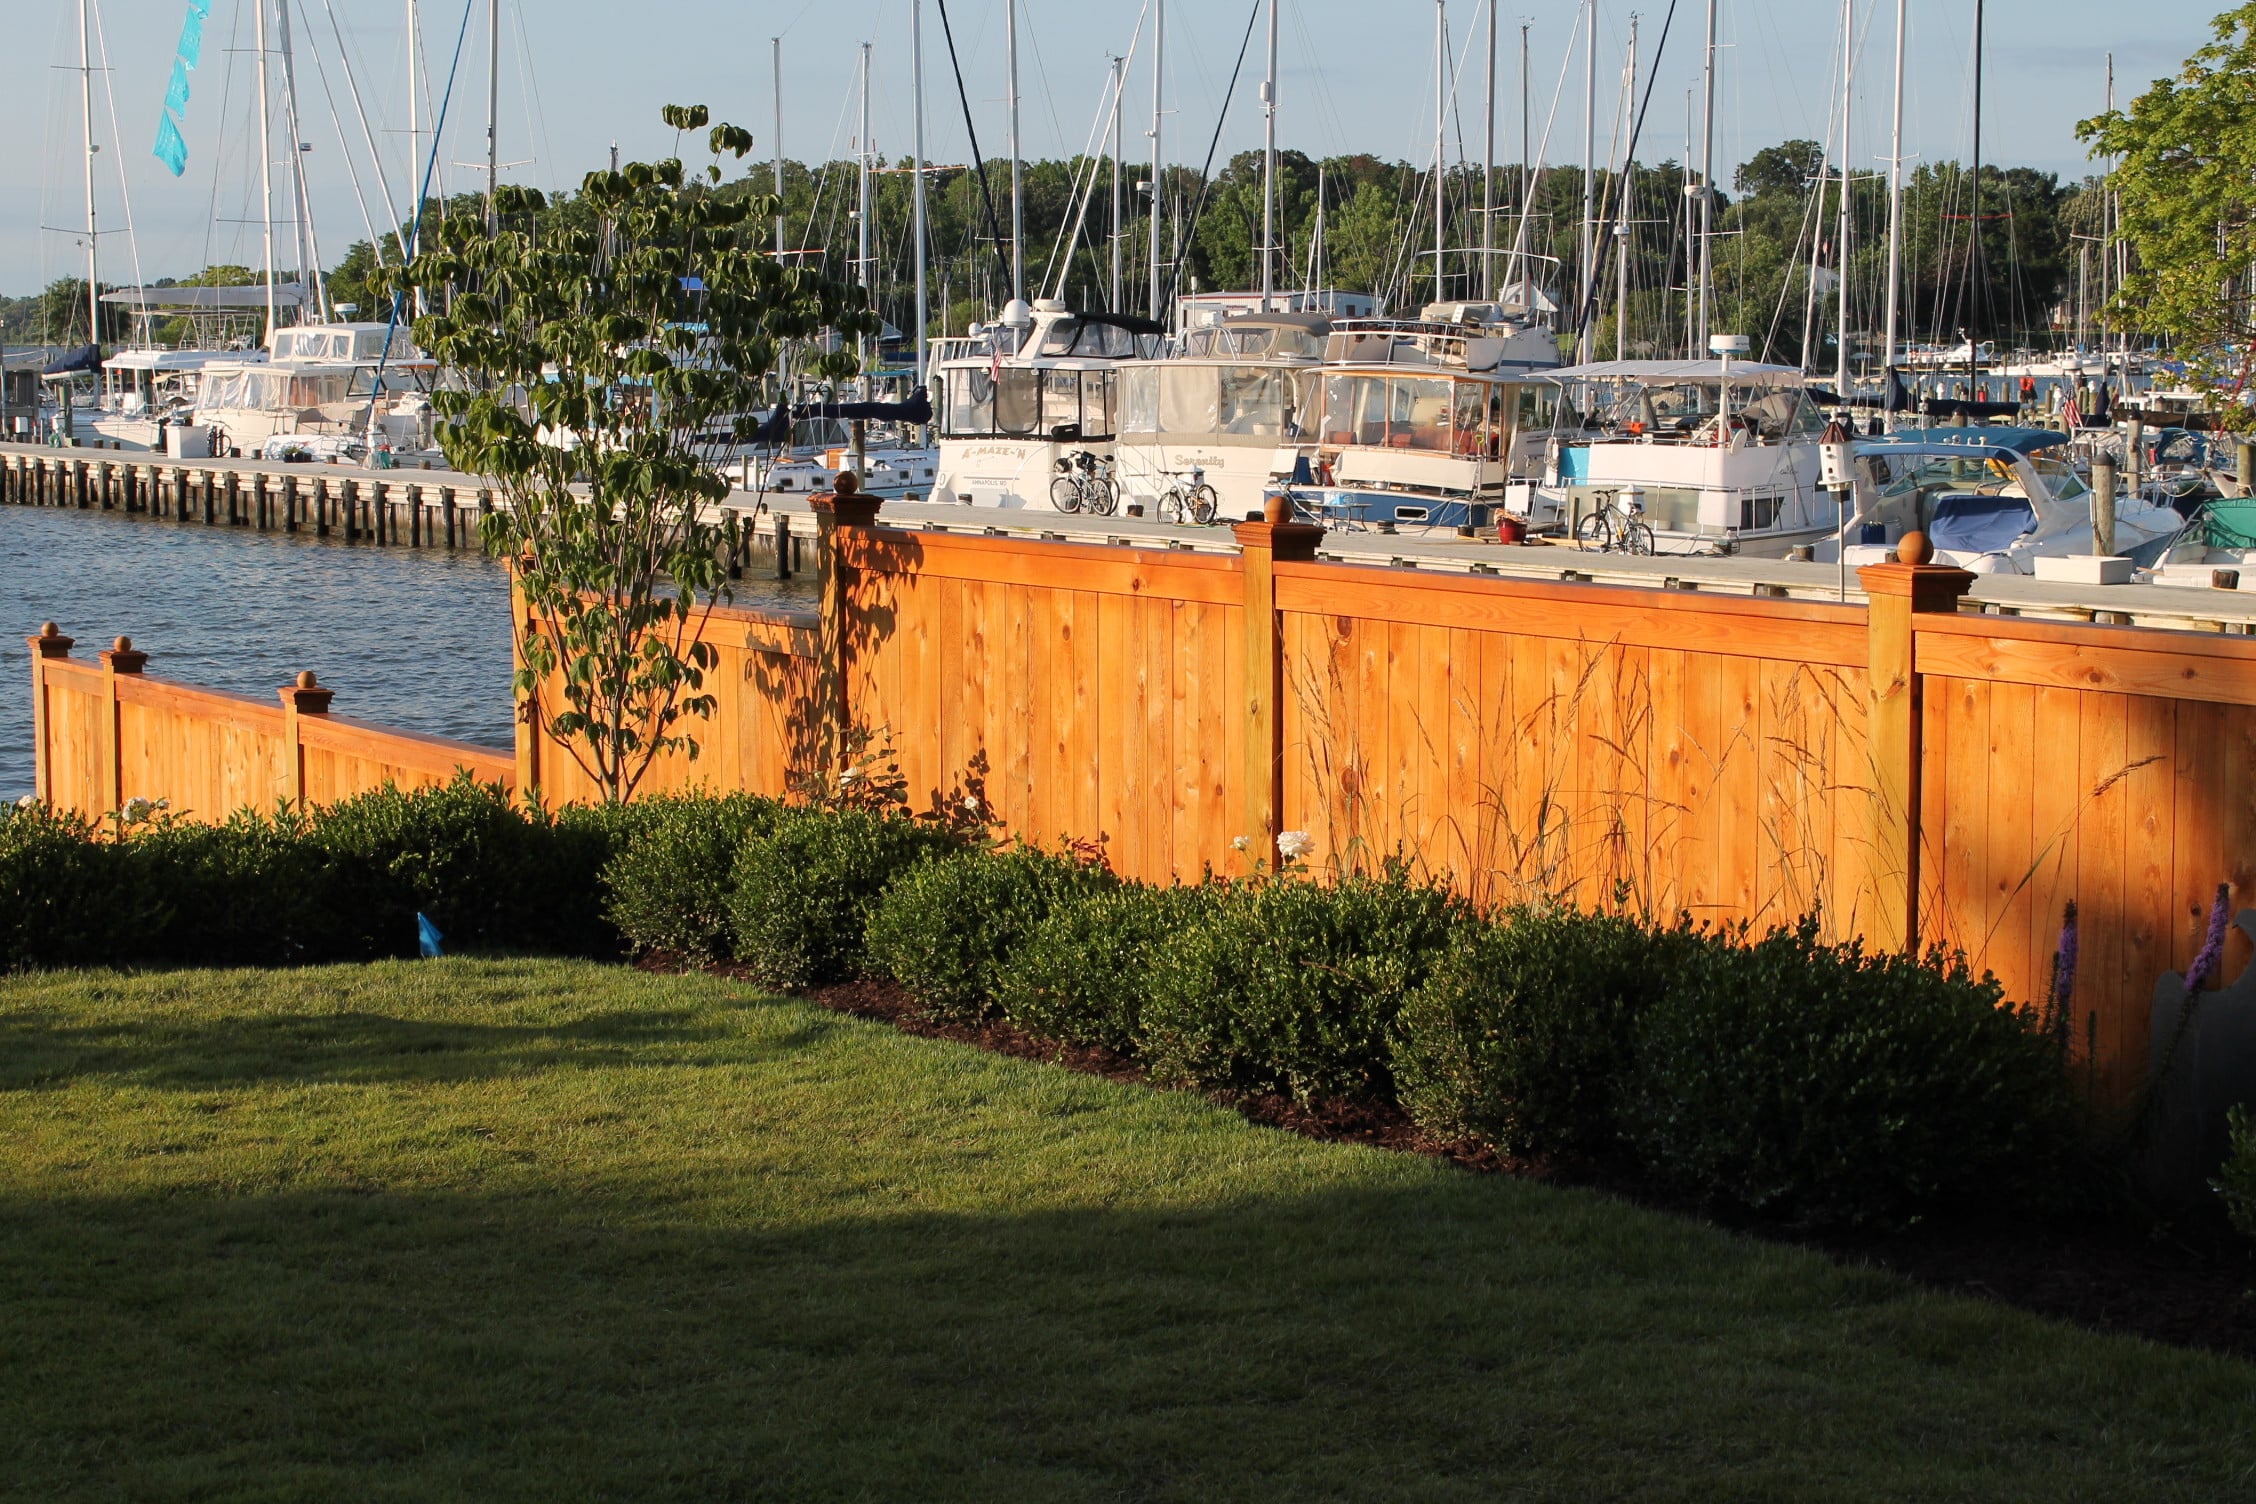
[[41, 345, 102, 377], [2201, 497, 2256, 550], [1927, 491, 2036, 554], [1550, 358, 1807, 388], [1868, 426, 2067, 459]]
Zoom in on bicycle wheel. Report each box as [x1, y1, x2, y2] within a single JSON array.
[[1189, 484, 1219, 525], [1620, 519, 1656, 556], [1089, 476, 1119, 516], [1156, 487, 1181, 524], [1573, 510, 1613, 550], [1049, 475, 1085, 513]]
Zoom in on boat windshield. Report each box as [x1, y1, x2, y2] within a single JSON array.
[[938, 366, 1117, 439], [1116, 365, 1294, 439], [1035, 319, 1141, 358], [1313, 373, 1556, 454]]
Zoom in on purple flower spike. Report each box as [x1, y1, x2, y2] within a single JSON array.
[[2185, 883, 2234, 996], [2052, 901, 2079, 1013]]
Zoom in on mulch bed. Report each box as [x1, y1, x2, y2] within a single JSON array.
[[758, 971, 2256, 1362]]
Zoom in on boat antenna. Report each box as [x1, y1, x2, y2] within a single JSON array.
[[932, 0, 1010, 296]]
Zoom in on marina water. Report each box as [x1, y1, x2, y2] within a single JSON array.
[[0, 505, 814, 803]]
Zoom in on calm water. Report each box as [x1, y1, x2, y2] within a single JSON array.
[[0, 505, 814, 801]]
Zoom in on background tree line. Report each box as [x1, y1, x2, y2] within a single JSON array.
[[9, 135, 2112, 371]]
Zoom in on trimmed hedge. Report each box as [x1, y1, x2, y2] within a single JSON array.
[[996, 884, 1201, 1052], [604, 793, 783, 964], [727, 807, 961, 988], [866, 845, 1116, 1020], [1140, 867, 1468, 1102], [2220, 1108, 2256, 1245], [1394, 908, 1708, 1164], [1620, 922, 2078, 1228]]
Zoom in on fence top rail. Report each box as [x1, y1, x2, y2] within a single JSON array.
[[1273, 556, 1871, 667], [1915, 606, 2256, 663], [298, 711, 515, 773], [841, 524, 1245, 607]]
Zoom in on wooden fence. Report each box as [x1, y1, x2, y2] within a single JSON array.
[[27, 625, 515, 818], [27, 496, 2256, 1098]]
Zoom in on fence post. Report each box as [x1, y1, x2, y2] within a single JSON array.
[[1856, 535, 1974, 953], [509, 560, 542, 802], [813, 476, 882, 776], [277, 671, 335, 807], [96, 635, 149, 818], [26, 622, 74, 805], [1231, 515, 1326, 864]]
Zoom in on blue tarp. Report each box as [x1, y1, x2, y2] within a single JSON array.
[[1927, 491, 2036, 555], [1864, 427, 2068, 461], [42, 345, 102, 377]]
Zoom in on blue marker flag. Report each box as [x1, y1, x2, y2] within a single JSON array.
[[163, 60, 191, 118], [417, 913, 446, 959], [153, 112, 188, 176]]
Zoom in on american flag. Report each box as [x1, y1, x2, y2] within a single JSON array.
[[2062, 387, 2083, 431]]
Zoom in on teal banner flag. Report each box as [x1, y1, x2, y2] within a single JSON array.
[[151, 1, 209, 177]]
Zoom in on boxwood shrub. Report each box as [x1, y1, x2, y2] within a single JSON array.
[[996, 883, 1207, 1052], [602, 792, 782, 964], [2219, 1107, 2256, 1245], [865, 844, 1116, 1020], [727, 807, 960, 988], [1619, 921, 2078, 1228], [1394, 907, 1707, 1163], [1140, 867, 1468, 1102]]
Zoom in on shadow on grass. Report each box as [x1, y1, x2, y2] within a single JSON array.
[[1, 1179, 2250, 1502], [0, 1001, 835, 1091]]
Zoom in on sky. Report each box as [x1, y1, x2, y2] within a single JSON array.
[[0, 0, 2209, 300]]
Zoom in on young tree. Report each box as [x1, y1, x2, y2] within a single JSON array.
[[2081, 2, 2256, 423], [391, 105, 872, 803]]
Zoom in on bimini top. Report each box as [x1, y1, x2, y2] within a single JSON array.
[[1550, 358, 1807, 389], [1864, 426, 2068, 459]]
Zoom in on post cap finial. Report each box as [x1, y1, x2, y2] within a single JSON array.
[[833, 470, 862, 498], [1896, 531, 1934, 567], [113, 636, 133, 653], [296, 670, 318, 689], [40, 622, 58, 638]]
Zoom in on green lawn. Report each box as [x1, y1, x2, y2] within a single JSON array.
[[0, 962, 2250, 1501]]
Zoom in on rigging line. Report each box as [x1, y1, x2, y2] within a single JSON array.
[[1505, 14, 1582, 286], [1042, 17, 1144, 303], [366, 0, 475, 438], [932, 0, 1009, 296], [319, 0, 406, 258], [1163, 0, 1262, 313], [293, 0, 388, 268], [1569, 0, 1677, 351], [508, 0, 553, 196], [87, 0, 149, 322]]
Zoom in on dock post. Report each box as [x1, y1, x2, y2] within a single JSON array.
[[443, 487, 459, 549], [1857, 534, 1975, 954], [96, 634, 150, 820], [26, 622, 74, 806], [773, 510, 790, 578], [1232, 514, 1327, 866], [277, 671, 336, 807]]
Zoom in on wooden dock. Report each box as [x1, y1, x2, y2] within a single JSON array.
[[7, 441, 2251, 634]]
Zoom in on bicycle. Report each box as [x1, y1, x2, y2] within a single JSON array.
[[1573, 488, 1655, 555], [1156, 466, 1219, 526], [1049, 450, 1117, 515]]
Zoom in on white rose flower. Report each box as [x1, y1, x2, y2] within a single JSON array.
[[1277, 830, 1315, 860], [122, 796, 153, 823], [838, 766, 863, 785], [1230, 834, 1252, 853], [15, 795, 37, 810]]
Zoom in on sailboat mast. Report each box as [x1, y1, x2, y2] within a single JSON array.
[[1515, 22, 1528, 303], [1968, 0, 1983, 362], [257, 0, 277, 336], [1579, 0, 1595, 363], [1881, 0, 1904, 388], [1109, 56, 1124, 312], [773, 39, 785, 257], [78, 0, 98, 349], [1836, 0, 1852, 396], [1481, 0, 1495, 301], [1149, 0, 1164, 323], [485, 0, 499, 232], [1261, 0, 1278, 312], [1697, 0, 1716, 350], [858, 41, 873, 385], [1434, 0, 1446, 305], [913, 0, 930, 386], [1616, 17, 1635, 360], [1007, 0, 1023, 304], [276, 0, 325, 317]]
